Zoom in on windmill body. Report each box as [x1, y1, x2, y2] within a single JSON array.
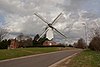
[[46, 27, 53, 40]]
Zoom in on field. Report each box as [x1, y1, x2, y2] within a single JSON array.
[[65, 50, 100, 67], [0, 47, 75, 60]]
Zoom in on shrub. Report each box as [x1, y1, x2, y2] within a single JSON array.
[[89, 36, 100, 51], [0, 39, 11, 49], [68, 44, 73, 47], [75, 38, 86, 49]]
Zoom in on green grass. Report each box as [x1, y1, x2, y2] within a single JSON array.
[[67, 50, 100, 67], [0, 47, 60, 60]]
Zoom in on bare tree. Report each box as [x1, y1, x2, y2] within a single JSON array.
[[94, 28, 100, 37], [16, 33, 24, 41], [75, 38, 86, 49], [89, 27, 100, 39], [0, 28, 8, 42], [89, 27, 100, 51]]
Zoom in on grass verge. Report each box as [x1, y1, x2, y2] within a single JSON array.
[[66, 50, 100, 67], [0, 47, 75, 60]]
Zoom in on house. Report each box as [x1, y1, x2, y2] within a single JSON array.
[[9, 39, 19, 49], [43, 40, 57, 46], [9, 38, 33, 49]]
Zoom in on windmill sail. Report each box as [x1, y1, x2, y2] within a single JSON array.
[[34, 12, 67, 41], [46, 27, 53, 40]]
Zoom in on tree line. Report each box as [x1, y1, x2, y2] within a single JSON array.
[[0, 27, 100, 51]]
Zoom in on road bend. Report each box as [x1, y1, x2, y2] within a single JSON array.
[[0, 49, 82, 67]]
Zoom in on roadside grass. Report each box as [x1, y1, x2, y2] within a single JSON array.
[[0, 47, 75, 60], [67, 49, 100, 67]]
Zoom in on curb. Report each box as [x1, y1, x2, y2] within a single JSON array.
[[49, 51, 81, 67]]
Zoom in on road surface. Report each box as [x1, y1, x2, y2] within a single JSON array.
[[0, 49, 82, 67]]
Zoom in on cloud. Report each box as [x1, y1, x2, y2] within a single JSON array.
[[0, 0, 100, 43], [0, 0, 25, 15]]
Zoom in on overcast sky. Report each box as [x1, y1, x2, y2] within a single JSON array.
[[0, 0, 100, 43]]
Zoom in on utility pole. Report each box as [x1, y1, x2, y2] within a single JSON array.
[[82, 23, 88, 49]]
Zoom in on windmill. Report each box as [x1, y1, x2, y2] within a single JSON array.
[[34, 13, 67, 42]]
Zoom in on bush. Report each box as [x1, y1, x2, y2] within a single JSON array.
[[74, 38, 86, 49], [68, 44, 73, 47], [89, 36, 100, 51], [0, 40, 7, 49], [0, 39, 11, 49]]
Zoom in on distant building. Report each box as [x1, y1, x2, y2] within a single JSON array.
[[43, 40, 57, 46], [9, 38, 33, 49], [9, 39, 19, 49]]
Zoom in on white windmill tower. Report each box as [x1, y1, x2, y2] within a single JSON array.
[[34, 13, 67, 42]]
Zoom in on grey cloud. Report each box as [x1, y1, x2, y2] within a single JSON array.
[[0, 0, 100, 43]]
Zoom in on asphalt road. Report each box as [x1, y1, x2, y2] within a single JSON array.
[[0, 49, 82, 67]]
